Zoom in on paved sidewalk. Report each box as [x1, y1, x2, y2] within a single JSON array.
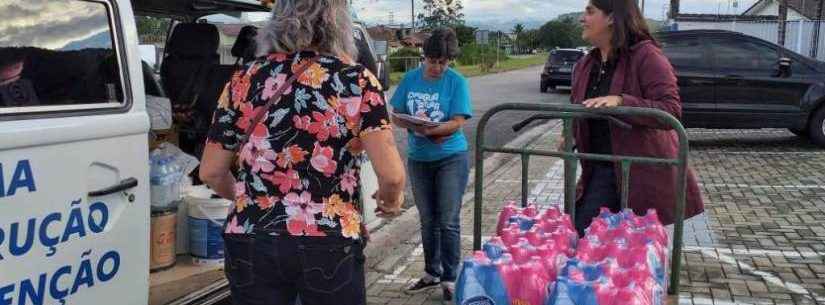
[[364, 124, 825, 305]]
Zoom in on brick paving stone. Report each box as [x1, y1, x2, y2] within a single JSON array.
[[364, 127, 825, 305]]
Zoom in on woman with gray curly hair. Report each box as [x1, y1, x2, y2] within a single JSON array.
[[199, 1, 406, 304]]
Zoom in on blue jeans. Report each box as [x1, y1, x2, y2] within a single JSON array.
[[223, 234, 366, 305], [408, 152, 470, 282]]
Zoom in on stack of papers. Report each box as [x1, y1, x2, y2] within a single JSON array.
[[391, 113, 445, 127]]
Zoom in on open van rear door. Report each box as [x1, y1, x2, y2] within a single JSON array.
[[0, 1, 151, 305]]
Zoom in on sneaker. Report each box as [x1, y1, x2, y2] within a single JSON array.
[[405, 276, 440, 294], [441, 282, 455, 305]]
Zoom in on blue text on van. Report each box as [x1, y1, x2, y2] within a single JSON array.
[[0, 160, 36, 198]]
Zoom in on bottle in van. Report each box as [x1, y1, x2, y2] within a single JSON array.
[[149, 150, 183, 207]]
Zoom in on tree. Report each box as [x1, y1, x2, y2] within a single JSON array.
[[512, 23, 525, 54], [454, 24, 477, 46], [136, 16, 170, 44], [537, 18, 584, 49], [520, 29, 541, 51], [418, 0, 465, 29]]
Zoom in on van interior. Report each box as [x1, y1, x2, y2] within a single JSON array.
[[132, 2, 270, 303]]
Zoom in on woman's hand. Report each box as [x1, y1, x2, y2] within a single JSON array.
[[373, 190, 404, 218], [419, 116, 467, 144], [361, 129, 407, 218], [582, 95, 623, 108], [421, 126, 451, 144]]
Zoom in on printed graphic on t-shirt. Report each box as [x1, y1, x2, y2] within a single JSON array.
[[407, 91, 445, 122]]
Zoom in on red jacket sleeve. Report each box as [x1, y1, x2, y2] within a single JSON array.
[[620, 47, 682, 129]]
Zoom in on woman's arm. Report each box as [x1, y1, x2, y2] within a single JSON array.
[[199, 142, 237, 200], [361, 129, 406, 216], [424, 115, 466, 136], [618, 48, 682, 129]]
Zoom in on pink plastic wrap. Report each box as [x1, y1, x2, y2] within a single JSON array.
[[496, 254, 521, 301], [467, 203, 671, 305], [510, 238, 537, 265], [496, 202, 519, 236], [501, 222, 522, 246], [514, 257, 552, 305], [523, 205, 539, 218]]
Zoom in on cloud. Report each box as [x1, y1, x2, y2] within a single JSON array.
[[0, 0, 110, 50]]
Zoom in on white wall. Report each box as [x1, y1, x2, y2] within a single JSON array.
[[751, 2, 807, 20], [676, 20, 825, 60]]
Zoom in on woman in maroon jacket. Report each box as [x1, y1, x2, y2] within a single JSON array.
[[570, 0, 704, 235]]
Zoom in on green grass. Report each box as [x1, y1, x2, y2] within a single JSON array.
[[389, 53, 547, 87]]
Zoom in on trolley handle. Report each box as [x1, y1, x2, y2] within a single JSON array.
[[511, 113, 632, 132]]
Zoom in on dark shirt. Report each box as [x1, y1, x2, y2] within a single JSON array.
[[585, 55, 617, 164]]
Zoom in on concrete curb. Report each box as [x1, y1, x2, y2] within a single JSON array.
[[363, 119, 561, 272]]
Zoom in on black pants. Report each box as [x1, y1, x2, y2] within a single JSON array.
[[574, 163, 621, 236], [223, 234, 366, 305]]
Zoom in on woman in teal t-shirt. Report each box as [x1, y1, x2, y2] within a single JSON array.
[[390, 28, 472, 303]]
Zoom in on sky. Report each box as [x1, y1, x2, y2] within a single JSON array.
[[352, 0, 762, 30], [0, 0, 110, 50]]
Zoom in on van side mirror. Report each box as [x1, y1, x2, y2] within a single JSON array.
[[775, 57, 792, 78]]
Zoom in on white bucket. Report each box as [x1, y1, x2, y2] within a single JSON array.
[[186, 185, 231, 266]]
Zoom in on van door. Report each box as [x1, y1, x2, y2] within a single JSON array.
[[0, 1, 150, 305]]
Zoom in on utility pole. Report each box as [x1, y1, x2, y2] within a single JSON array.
[[496, 32, 500, 69], [411, 0, 415, 31], [641, 0, 645, 16], [778, 0, 788, 55], [670, 0, 679, 24], [812, 0, 824, 58]]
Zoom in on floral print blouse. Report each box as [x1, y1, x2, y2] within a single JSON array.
[[207, 51, 391, 239]]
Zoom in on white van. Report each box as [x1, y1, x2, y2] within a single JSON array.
[[0, 1, 385, 305]]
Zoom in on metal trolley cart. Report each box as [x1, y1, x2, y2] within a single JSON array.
[[472, 103, 690, 295]]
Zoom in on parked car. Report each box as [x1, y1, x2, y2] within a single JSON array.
[[540, 48, 586, 92], [657, 30, 825, 146]]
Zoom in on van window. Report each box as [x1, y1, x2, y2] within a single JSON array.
[[0, 0, 123, 109]]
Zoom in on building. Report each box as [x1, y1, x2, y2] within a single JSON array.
[[366, 25, 428, 52], [742, 0, 824, 21], [673, 13, 779, 31]]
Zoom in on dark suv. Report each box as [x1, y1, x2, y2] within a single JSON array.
[[541, 48, 586, 92], [658, 30, 825, 146]]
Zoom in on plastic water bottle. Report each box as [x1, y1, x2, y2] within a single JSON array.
[[512, 256, 551, 305], [496, 253, 520, 304], [501, 223, 522, 246], [497, 202, 519, 236], [483, 237, 507, 261], [150, 152, 183, 207]]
